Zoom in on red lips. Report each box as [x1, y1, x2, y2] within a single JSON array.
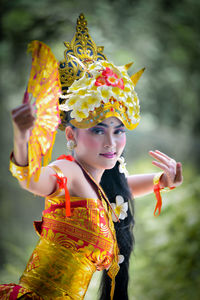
[[100, 152, 116, 158]]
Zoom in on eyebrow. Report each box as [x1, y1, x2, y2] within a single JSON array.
[[96, 122, 125, 129]]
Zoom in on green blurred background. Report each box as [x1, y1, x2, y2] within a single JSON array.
[[0, 0, 200, 299]]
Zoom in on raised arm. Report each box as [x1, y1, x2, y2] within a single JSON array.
[[127, 150, 183, 198], [11, 103, 57, 196]]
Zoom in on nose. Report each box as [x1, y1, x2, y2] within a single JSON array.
[[104, 133, 115, 149]]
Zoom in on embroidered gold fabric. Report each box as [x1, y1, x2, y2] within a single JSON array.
[[20, 238, 95, 299], [35, 192, 117, 271], [3, 164, 120, 299]]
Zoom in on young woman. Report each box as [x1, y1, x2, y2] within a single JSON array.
[[0, 14, 182, 300]]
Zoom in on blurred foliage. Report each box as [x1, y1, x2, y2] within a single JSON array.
[[128, 162, 200, 300], [0, 0, 200, 299]]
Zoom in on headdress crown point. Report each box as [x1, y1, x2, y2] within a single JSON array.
[[59, 13, 107, 92], [124, 62, 134, 70], [131, 67, 145, 86]]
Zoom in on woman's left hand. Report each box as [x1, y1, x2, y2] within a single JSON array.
[[149, 150, 183, 188]]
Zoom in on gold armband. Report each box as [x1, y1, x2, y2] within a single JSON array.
[[9, 152, 29, 181], [153, 172, 163, 186]]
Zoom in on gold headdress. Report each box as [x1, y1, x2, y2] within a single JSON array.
[[59, 13, 144, 130]]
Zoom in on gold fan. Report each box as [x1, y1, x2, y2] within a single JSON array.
[[23, 40, 61, 182]]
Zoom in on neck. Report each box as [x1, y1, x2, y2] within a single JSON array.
[[74, 155, 104, 184]]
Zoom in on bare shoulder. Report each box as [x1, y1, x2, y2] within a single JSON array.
[[49, 159, 82, 180], [48, 159, 98, 198]]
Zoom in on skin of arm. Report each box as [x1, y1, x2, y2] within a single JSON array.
[[12, 103, 183, 199], [127, 150, 183, 198], [11, 103, 91, 198], [127, 173, 158, 198], [11, 103, 59, 196]]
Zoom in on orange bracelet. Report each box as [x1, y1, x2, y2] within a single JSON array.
[[153, 172, 175, 216]]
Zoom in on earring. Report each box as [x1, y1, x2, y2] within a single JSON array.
[[66, 140, 76, 151]]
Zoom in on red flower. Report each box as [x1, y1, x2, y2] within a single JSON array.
[[117, 78, 124, 89], [105, 75, 118, 86], [102, 67, 115, 77], [94, 67, 124, 89], [95, 76, 106, 86]]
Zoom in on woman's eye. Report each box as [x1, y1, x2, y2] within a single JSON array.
[[90, 128, 105, 135], [114, 129, 126, 135]]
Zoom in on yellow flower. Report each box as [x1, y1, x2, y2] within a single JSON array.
[[126, 96, 134, 106], [123, 85, 131, 93], [100, 87, 110, 99], [81, 101, 90, 111], [87, 95, 98, 106], [77, 89, 86, 96], [68, 96, 78, 107], [71, 110, 87, 121]]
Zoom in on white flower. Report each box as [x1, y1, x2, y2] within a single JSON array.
[[118, 156, 129, 177], [110, 195, 128, 222]]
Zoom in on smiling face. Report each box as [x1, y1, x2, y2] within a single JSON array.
[[66, 117, 126, 179]]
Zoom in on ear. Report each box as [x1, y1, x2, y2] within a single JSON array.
[[65, 126, 75, 141]]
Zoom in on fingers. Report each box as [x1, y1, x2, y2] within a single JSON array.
[[149, 150, 176, 166], [12, 103, 35, 132], [149, 150, 174, 167], [149, 150, 182, 188], [152, 150, 171, 160], [175, 162, 183, 185], [11, 103, 32, 117], [152, 160, 169, 173]]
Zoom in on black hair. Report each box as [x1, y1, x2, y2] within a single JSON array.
[[99, 161, 135, 300]]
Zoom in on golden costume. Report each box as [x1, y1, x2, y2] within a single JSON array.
[[0, 160, 120, 299]]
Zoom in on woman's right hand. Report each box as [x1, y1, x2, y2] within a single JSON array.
[[11, 103, 35, 144], [11, 102, 58, 196], [11, 103, 35, 166]]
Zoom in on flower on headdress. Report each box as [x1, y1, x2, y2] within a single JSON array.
[[59, 60, 140, 126], [102, 67, 115, 77], [100, 86, 111, 100], [118, 156, 129, 177], [110, 195, 128, 222], [117, 78, 124, 89], [80, 101, 91, 112], [67, 96, 78, 107], [103, 67, 118, 86], [71, 109, 87, 121], [106, 75, 118, 87], [95, 76, 106, 86], [95, 67, 124, 89], [126, 96, 134, 106], [77, 89, 87, 96]]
